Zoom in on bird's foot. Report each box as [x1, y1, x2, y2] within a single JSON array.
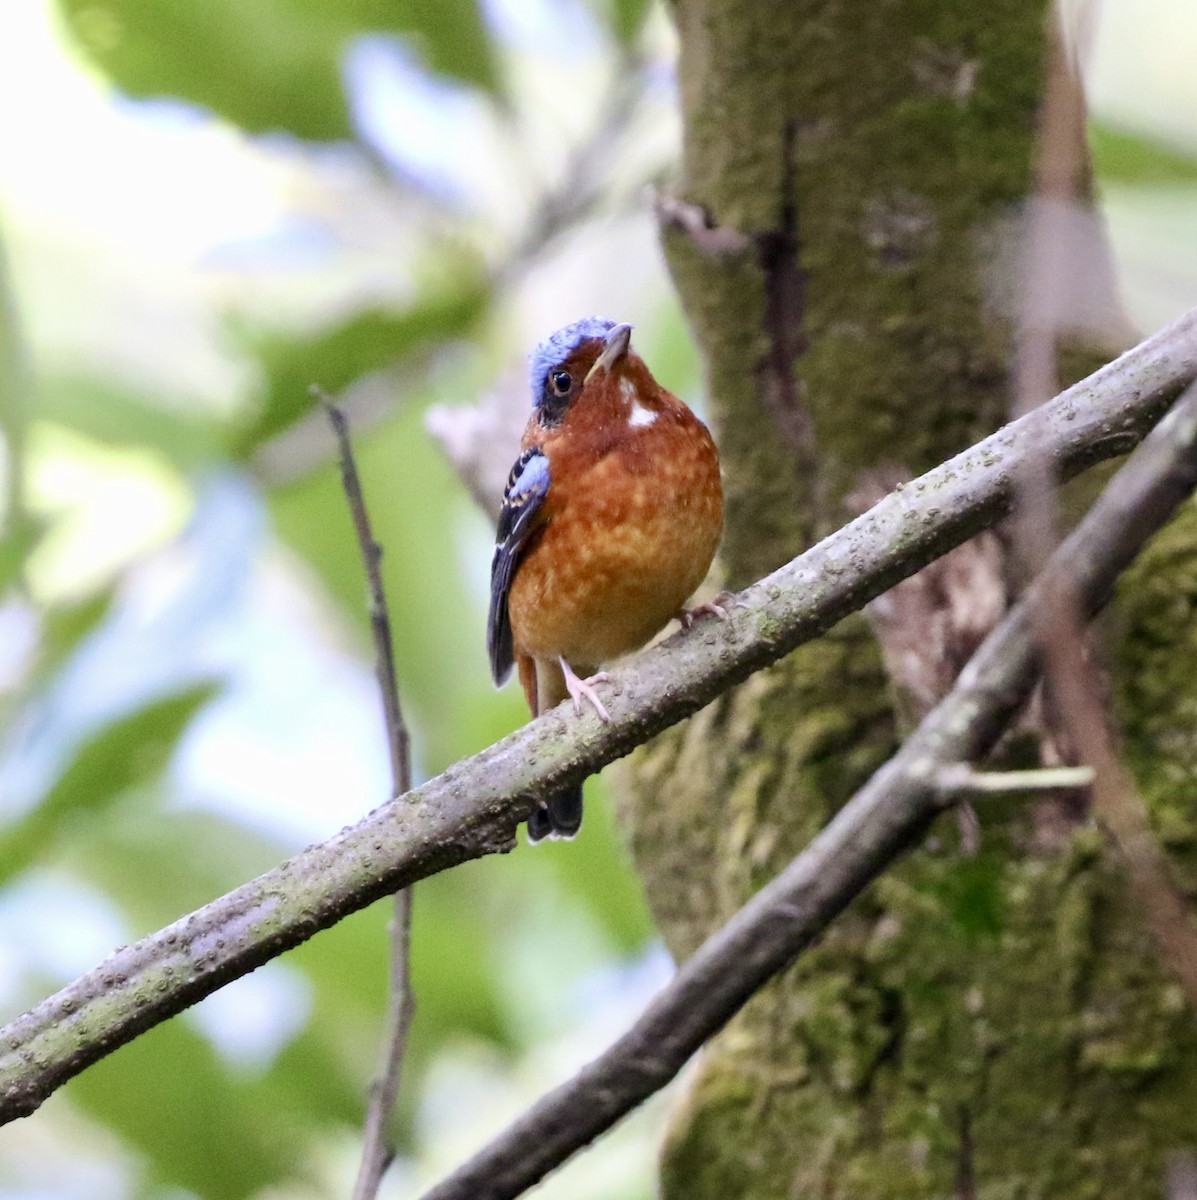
[[559, 657, 611, 721], [678, 593, 732, 630]]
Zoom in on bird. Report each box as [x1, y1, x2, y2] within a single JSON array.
[[487, 317, 724, 841]]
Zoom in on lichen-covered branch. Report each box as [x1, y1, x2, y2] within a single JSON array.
[[417, 374, 1197, 1200], [0, 309, 1193, 1124]]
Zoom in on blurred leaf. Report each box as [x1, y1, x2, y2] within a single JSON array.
[[0, 684, 218, 886], [529, 777, 654, 953], [44, 684, 218, 813], [271, 906, 394, 1124], [73, 807, 287, 928], [29, 585, 119, 687], [0, 514, 42, 594], [1091, 122, 1197, 187], [67, 1018, 297, 1200], [71, 805, 376, 1129], [37, 374, 225, 470], [282, 885, 514, 1131], [57, 0, 501, 140], [233, 285, 486, 456], [408, 869, 515, 1047], [598, 0, 653, 44]]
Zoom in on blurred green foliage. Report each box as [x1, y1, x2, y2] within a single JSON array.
[[604, 0, 654, 44], [37, 374, 225, 469], [234, 283, 487, 457], [0, 684, 218, 887], [1090, 122, 1197, 187], [0, 2, 666, 1197], [70, 1018, 301, 1200], [59, 0, 502, 138]]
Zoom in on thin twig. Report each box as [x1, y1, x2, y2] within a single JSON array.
[[1034, 564, 1197, 1005], [316, 390, 412, 791], [355, 891, 414, 1197], [0, 311, 1193, 1125], [417, 347, 1197, 1200], [315, 387, 416, 1199], [1010, 23, 1197, 1005], [935, 765, 1095, 795], [654, 192, 751, 258]]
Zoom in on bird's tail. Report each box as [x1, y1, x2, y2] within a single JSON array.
[[520, 654, 587, 841], [527, 784, 583, 842]]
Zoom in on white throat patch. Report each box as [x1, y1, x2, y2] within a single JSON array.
[[621, 377, 658, 428]]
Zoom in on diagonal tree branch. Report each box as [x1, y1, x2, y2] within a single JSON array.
[[0, 309, 1193, 1125], [420, 373, 1197, 1200]]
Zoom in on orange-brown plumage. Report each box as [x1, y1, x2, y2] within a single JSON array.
[[488, 319, 723, 839]]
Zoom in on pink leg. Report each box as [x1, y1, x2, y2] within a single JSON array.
[[559, 657, 612, 722]]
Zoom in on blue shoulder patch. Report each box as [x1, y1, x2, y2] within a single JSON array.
[[508, 450, 550, 501], [529, 316, 616, 407]]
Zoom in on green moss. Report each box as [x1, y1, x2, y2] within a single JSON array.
[[1107, 504, 1197, 900], [624, 0, 1197, 1195], [661, 229, 811, 585], [652, 820, 1197, 1200]]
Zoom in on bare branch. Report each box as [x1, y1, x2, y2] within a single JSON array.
[[316, 389, 415, 1199], [354, 891, 413, 1198], [1020, 405, 1197, 1000], [935, 764, 1095, 795], [1035, 567, 1197, 1004], [653, 192, 751, 258], [418, 354, 1197, 1200], [0, 310, 1193, 1125]]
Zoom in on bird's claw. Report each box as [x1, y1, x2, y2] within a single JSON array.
[[678, 595, 732, 630], [559, 658, 612, 722]]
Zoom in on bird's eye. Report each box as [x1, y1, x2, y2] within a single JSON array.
[[550, 370, 572, 397]]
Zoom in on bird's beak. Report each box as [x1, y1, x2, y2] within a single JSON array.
[[584, 323, 633, 382]]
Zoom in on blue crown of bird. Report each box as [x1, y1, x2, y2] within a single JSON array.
[[488, 317, 724, 841]]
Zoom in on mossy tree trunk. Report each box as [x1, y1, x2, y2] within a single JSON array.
[[619, 0, 1197, 1195]]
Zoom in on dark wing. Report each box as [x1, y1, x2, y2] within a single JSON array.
[[488, 447, 551, 685]]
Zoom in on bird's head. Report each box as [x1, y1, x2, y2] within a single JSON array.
[[528, 317, 640, 429]]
